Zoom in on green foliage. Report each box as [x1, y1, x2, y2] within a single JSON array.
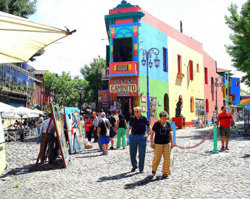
[[225, 1, 250, 87], [0, 0, 37, 18], [43, 72, 87, 108], [80, 56, 107, 103]]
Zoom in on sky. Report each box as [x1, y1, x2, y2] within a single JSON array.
[[28, 0, 249, 91]]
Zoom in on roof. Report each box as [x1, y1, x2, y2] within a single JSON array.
[[217, 68, 231, 73], [34, 70, 49, 75]]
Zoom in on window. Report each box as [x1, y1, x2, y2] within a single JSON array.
[[113, 38, 133, 62], [205, 67, 208, 84], [190, 97, 194, 112], [197, 64, 199, 72], [177, 55, 182, 74], [205, 99, 209, 112], [163, 48, 168, 72], [189, 60, 193, 80]]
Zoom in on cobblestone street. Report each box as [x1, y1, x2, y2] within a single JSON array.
[[0, 124, 249, 199]]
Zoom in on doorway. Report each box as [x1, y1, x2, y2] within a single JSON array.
[[164, 93, 169, 114], [118, 96, 133, 121]]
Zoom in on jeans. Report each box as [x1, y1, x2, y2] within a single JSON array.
[[129, 134, 147, 171], [37, 128, 41, 143]]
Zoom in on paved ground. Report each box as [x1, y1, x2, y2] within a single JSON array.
[[0, 123, 249, 199]]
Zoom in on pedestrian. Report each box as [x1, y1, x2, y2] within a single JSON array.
[[97, 112, 111, 155], [216, 106, 236, 151], [107, 110, 116, 150], [150, 111, 174, 179], [39, 113, 56, 164], [85, 117, 93, 142], [92, 112, 99, 143], [128, 106, 151, 173], [116, 113, 127, 149], [36, 113, 44, 143]]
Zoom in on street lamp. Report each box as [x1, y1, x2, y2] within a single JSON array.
[[214, 76, 224, 119], [140, 48, 160, 121], [78, 86, 83, 111]]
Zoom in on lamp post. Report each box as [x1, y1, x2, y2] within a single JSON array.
[[212, 76, 223, 154], [140, 48, 160, 121], [78, 86, 83, 112]]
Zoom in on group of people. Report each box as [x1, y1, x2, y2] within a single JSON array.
[[36, 104, 236, 179], [87, 107, 174, 179]]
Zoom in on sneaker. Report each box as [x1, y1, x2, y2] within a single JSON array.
[[162, 174, 168, 179], [110, 147, 114, 150], [123, 147, 125, 149], [131, 167, 137, 172], [139, 170, 144, 173], [220, 146, 225, 151], [225, 146, 229, 151]]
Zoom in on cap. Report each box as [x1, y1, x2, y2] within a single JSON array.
[[101, 112, 106, 117]]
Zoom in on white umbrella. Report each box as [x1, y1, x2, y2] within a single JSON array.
[[0, 11, 75, 63], [0, 102, 16, 113], [2, 106, 35, 119]]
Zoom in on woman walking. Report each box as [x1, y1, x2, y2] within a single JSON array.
[[116, 113, 127, 149], [150, 111, 174, 179]]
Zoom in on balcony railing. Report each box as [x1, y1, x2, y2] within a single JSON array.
[[109, 61, 139, 77]]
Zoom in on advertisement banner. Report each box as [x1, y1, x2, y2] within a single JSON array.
[[65, 107, 85, 154], [98, 90, 110, 102], [109, 76, 139, 96]]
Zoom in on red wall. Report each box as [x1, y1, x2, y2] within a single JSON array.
[[203, 52, 223, 120]]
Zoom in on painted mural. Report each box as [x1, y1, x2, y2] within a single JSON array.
[[65, 107, 84, 154], [0, 115, 6, 175], [50, 103, 69, 168]]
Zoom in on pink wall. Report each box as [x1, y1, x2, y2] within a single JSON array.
[[203, 52, 223, 120]]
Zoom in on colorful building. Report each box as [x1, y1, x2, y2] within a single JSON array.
[[104, 1, 225, 125]]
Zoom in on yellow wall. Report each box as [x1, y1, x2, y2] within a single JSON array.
[[168, 37, 204, 122]]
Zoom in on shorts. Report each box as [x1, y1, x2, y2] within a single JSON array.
[[109, 128, 115, 138], [100, 136, 109, 145], [219, 126, 231, 138]]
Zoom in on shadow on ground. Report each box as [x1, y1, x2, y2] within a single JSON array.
[[124, 175, 164, 189], [0, 161, 63, 179], [97, 171, 139, 182]]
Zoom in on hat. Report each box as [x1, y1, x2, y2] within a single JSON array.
[[101, 112, 106, 117]]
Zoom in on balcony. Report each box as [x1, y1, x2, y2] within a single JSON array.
[[109, 61, 139, 77]]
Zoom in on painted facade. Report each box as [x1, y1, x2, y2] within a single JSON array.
[[104, 1, 226, 124], [229, 77, 240, 105], [204, 53, 223, 121]]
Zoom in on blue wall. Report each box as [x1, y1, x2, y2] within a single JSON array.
[[138, 21, 168, 83], [230, 77, 240, 105]]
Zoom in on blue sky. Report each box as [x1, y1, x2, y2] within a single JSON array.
[[28, 0, 248, 91]]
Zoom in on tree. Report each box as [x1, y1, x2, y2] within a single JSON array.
[[0, 0, 37, 18], [43, 72, 87, 108], [80, 56, 108, 104], [225, 1, 250, 87], [0, 0, 44, 61]]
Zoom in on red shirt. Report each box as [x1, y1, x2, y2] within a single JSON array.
[[85, 121, 93, 132], [217, 112, 233, 128]]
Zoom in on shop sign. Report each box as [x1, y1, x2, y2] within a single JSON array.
[[98, 90, 110, 102], [110, 84, 137, 96], [116, 64, 128, 71]]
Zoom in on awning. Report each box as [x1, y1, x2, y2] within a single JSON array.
[[0, 11, 76, 63]]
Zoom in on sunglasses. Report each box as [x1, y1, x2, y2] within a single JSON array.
[[134, 110, 141, 113]]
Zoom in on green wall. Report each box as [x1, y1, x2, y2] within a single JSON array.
[[139, 76, 169, 119]]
